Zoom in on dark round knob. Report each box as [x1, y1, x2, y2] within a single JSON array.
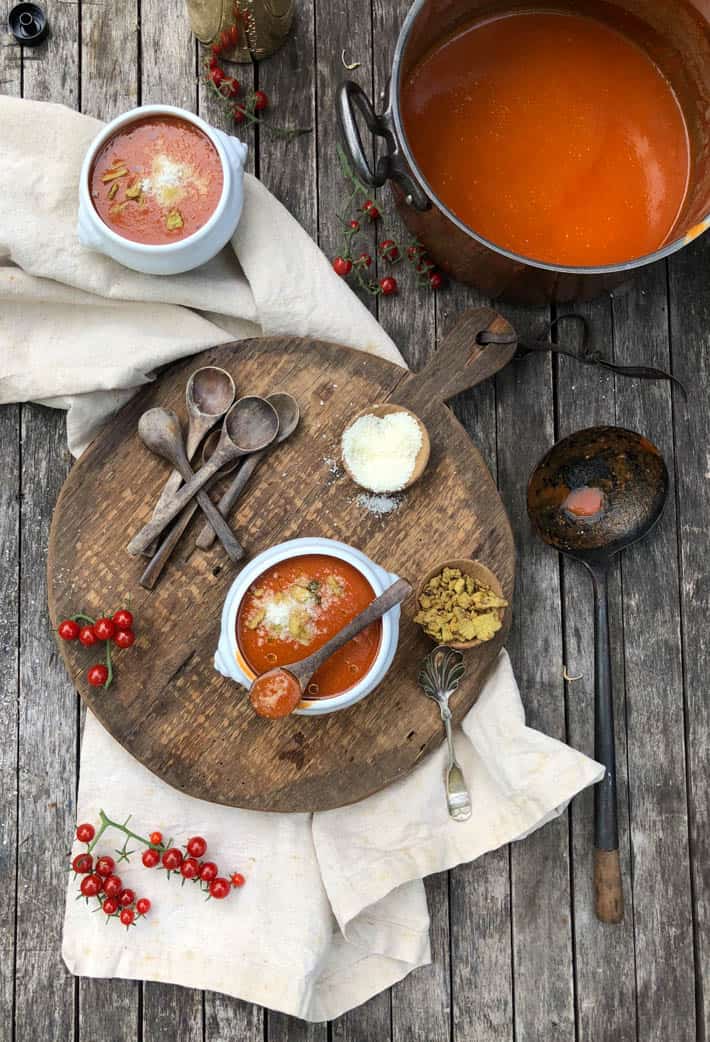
[[8, 3, 48, 46]]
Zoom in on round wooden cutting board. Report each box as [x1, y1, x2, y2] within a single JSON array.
[[48, 308, 517, 812]]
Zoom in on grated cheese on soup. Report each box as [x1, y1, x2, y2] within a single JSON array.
[[341, 411, 423, 493]]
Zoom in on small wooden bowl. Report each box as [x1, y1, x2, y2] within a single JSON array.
[[341, 403, 430, 492], [415, 558, 508, 650]]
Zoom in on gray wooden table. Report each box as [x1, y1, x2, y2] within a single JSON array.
[[1, 1, 708, 1039]]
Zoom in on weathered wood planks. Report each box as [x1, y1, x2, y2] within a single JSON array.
[[668, 232, 710, 1042], [555, 297, 638, 1042]]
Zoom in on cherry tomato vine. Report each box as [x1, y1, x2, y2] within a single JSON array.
[[57, 608, 136, 689], [71, 810, 247, 928], [203, 3, 310, 141], [332, 144, 446, 299]]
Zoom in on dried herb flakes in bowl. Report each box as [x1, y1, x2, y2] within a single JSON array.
[[414, 565, 508, 646]]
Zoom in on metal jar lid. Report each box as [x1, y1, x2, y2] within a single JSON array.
[[8, 2, 48, 45]]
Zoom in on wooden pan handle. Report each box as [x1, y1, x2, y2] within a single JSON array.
[[594, 848, 624, 923], [393, 307, 518, 411]]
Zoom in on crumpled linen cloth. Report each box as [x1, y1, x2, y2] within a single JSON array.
[[0, 95, 604, 1022]]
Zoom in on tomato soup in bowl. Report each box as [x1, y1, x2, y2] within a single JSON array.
[[78, 104, 247, 275], [215, 538, 402, 716], [90, 115, 224, 245]]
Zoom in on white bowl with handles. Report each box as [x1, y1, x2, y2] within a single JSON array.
[[215, 537, 402, 716], [77, 104, 248, 276]]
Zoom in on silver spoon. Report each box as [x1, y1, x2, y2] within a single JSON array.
[[418, 645, 472, 822], [127, 396, 279, 556], [142, 366, 236, 556], [134, 408, 244, 562], [139, 430, 239, 590], [195, 392, 300, 552]]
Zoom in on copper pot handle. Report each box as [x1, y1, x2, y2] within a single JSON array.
[[337, 80, 430, 211]]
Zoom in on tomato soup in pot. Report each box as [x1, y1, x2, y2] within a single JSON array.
[[90, 115, 224, 244], [236, 554, 381, 699], [400, 9, 691, 267]]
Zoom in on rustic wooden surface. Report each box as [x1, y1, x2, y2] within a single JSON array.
[[0, 0, 707, 1038], [47, 326, 515, 812]]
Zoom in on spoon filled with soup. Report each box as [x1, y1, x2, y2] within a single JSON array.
[[237, 556, 411, 717]]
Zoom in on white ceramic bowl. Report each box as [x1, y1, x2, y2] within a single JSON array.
[[215, 537, 401, 716], [77, 104, 248, 275]]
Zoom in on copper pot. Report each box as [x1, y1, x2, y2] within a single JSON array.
[[337, 0, 710, 305]]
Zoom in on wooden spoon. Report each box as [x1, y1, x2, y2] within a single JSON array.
[[341, 403, 430, 493], [139, 430, 239, 590], [249, 577, 412, 718], [127, 396, 279, 556], [195, 392, 300, 551], [134, 408, 244, 562], [142, 366, 235, 556]]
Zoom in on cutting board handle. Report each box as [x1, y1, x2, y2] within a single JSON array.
[[394, 307, 518, 410]]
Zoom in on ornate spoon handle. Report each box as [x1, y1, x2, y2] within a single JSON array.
[[418, 645, 472, 823], [440, 703, 472, 822]]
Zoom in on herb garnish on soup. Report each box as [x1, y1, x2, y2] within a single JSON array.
[[90, 115, 223, 245]]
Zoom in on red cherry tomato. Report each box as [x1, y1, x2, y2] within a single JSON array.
[[112, 609, 133, 631], [378, 239, 400, 263], [80, 874, 102, 898], [180, 857, 200, 880], [87, 664, 109, 687], [102, 875, 123, 898], [58, 620, 80, 641], [233, 106, 246, 125], [102, 896, 119, 915], [142, 848, 160, 868], [118, 888, 135, 907], [95, 855, 115, 877], [379, 276, 398, 296], [113, 629, 135, 649], [222, 76, 240, 99], [120, 908, 135, 927], [76, 823, 95, 843], [162, 848, 183, 871], [79, 626, 97, 647], [209, 877, 231, 899], [253, 89, 268, 112], [230, 872, 245, 888], [199, 861, 218, 882], [72, 853, 93, 874], [210, 66, 225, 87], [332, 256, 352, 277], [186, 836, 207, 858], [429, 271, 445, 291], [136, 897, 151, 916], [93, 617, 115, 641], [357, 252, 372, 268], [149, 831, 163, 846]]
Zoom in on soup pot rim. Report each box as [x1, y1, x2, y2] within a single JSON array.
[[214, 536, 402, 717], [387, 0, 708, 276], [78, 103, 237, 255]]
